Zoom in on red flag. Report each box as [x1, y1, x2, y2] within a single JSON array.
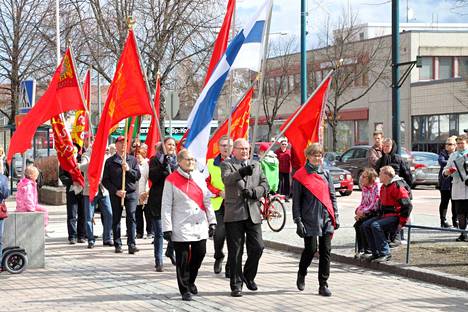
[[204, 0, 235, 86], [280, 75, 332, 167], [145, 76, 161, 158], [178, 0, 235, 150], [206, 87, 253, 159], [71, 70, 91, 148], [88, 29, 153, 201], [51, 115, 84, 186], [7, 48, 85, 162]]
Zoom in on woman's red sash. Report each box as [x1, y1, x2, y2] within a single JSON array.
[[166, 171, 206, 211]]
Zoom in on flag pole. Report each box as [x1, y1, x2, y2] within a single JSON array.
[[87, 67, 94, 139], [226, 0, 236, 140], [259, 70, 335, 160], [129, 17, 171, 172], [249, 2, 273, 161], [121, 117, 129, 206]]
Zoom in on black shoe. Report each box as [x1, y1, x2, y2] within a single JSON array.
[[166, 251, 176, 265], [129, 245, 139, 254], [69, 239, 77, 245], [231, 289, 242, 297], [441, 221, 450, 228], [214, 258, 223, 274], [115, 246, 123, 253], [244, 279, 257, 291], [318, 286, 332, 297], [362, 253, 379, 262], [103, 241, 114, 246], [136, 234, 143, 239], [155, 265, 164, 272], [453, 221, 459, 229], [189, 284, 198, 295], [87, 242, 95, 249], [77, 238, 86, 244], [181, 293, 192, 301], [296, 273, 305, 291], [372, 254, 392, 263], [456, 234, 466, 242]]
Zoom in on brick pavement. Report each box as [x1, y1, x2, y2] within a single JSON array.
[[1, 203, 467, 311]]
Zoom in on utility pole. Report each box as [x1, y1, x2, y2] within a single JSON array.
[[300, 0, 307, 104], [392, 0, 401, 154]]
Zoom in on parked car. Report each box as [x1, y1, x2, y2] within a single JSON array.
[[411, 151, 439, 188], [334, 145, 415, 184], [323, 159, 353, 196]]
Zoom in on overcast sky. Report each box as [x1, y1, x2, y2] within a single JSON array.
[[235, 0, 467, 48]]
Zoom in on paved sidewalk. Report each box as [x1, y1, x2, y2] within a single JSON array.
[[1, 203, 467, 311]]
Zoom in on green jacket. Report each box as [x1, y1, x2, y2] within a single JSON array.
[[260, 151, 279, 193]]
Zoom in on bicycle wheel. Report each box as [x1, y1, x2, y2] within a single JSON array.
[[266, 198, 286, 232]]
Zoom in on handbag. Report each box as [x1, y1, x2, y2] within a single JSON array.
[[0, 201, 7, 219]]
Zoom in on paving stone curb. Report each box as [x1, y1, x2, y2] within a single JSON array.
[[264, 239, 468, 291]]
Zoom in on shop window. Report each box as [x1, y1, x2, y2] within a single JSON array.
[[427, 116, 439, 141], [460, 57, 468, 79], [439, 115, 450, 141], [459, 114, 468, 135], [449, 114, 458, 136], [356, 120, 369, 144], [419, 57, 433, 80], [439, 57, 453, 80]]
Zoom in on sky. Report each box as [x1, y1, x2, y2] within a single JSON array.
[[235, 0, 467, 48]]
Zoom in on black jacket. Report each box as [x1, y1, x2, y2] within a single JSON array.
[[146, 155, 173, 219], [375, 141, 413, 187], [102, 153, 141, 197]]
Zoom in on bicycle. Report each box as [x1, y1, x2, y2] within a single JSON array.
[[259, 192, 287, 232]]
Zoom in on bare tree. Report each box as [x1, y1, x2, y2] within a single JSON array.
[[317, 12, 392, 151], [0, 0, 54, 124], [262, 36, 299, 139]]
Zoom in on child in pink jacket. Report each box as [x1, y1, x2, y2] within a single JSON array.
[[16, 165, 48, 228], [354, 168, 380, 258]]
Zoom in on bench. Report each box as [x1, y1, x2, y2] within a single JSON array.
[[3, 212, 45, 268]]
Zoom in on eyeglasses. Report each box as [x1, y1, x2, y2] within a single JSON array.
[[234, 147, 249, 150], [219, 144, 231, 148], [445, 143, 455, 146], [183, 157, 196, 162], [309, 154, 323, 158]]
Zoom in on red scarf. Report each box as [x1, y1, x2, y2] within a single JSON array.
[[166, 170, 206, 211], [293, 166, 336, 227]]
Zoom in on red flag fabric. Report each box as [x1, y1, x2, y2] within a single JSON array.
[[71, 70, 90, 149], [178, 0, 235, 151], [206, 87, 253, 159], [280, 76, 332, 167], [51, 115, 84, 186], [7, 48, 85, 162], [145, 77, 161, 158], [204, 0, 235, 86], [88, 29, 153, 201]]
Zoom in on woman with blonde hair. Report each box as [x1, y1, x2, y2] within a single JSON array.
[[16, 165, 49, 228]]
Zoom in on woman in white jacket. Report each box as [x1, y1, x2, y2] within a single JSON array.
[[161, 149, 216, 301], [444, 134, 468, 241]]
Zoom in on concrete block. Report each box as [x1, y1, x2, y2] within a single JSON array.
[[3, 212, 45, 268], [39, 186, 66, 205]]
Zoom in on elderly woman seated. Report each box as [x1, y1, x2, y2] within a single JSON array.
[[16, 165, 49, 229]]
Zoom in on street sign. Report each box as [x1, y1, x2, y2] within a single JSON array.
[[165, 91, 180, 118]]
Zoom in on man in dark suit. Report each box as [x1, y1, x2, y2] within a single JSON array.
[[221, 138, 269, 297], [102, 136, 141, 254]]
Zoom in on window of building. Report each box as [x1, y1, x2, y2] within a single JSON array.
[[439, 115, 450, 141], [439, 57, 453, 80], [459, 114, 468, 135], [356, 120, 369, 144], [449, 114, 458, 136], [289, 75, 295, 92], [459, 56, 468, 78], [419, 57, 433, 80], [427, 116, 439, 141]]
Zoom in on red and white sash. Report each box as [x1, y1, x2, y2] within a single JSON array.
[[166, 170, 206, 211]]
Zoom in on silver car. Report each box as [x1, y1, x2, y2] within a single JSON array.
[[412, 151, 439, 188]]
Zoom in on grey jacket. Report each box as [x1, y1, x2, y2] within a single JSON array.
[[221, 158, 269, 224], [79, 147, 109, 197], [444, 151, 468, 200]]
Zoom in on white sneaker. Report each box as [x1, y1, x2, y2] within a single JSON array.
[[401, 240, 407, 245]]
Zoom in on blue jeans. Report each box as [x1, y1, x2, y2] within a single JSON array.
[[110, 193, 138, 247], [152, 217, 174, 266], [361, 216, 399, 256], [0, 219, 4, 260], [84, 194, 113, 244]]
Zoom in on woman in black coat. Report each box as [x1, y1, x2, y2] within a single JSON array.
[[438, 137, 457, 228], [147, 137, 178, 271]]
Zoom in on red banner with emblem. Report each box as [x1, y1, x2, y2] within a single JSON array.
[[71, 70, 91, 149], [51, 115, 84, 186]]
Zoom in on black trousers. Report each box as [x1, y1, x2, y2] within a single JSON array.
[[439, 190, 457, 225], [225, 219, 264, 291], [136, 204, 153, 236], [354, 218, 372, 253], [278, 172, 290, 197], [298, 234, 332, 287], [66, 191, 86, 241], [173, 240, 206, 295], [109, 193, 138, 247], [213, 204, 230, 272], [454, 199, 468, 231]]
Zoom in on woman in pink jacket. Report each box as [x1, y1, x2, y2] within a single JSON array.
[[16, 165, 48, 228]]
